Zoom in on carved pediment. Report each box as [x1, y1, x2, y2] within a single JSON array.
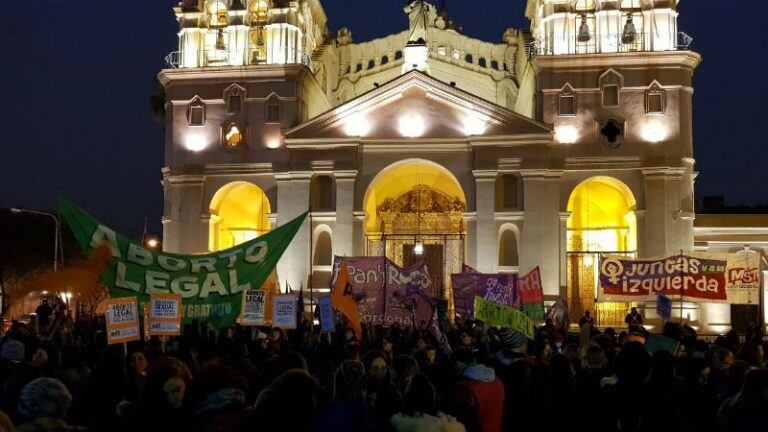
[[285, 70, 553, 141], [377, 185, 466, 234]]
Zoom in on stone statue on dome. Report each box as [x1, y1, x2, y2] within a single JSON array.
[[404, 0, 432, 45]]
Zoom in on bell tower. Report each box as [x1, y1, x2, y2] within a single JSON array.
[[525, 0, 707, 326], [527, 0, 701, 257], [159, 0, 331, 266], [171, 0, 312, 68]]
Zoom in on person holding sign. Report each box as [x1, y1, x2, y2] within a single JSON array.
[[272, 295, 297, 330], [318, 296, 336, 332], [105, 297, 140, 345], [148, 293, 182, 337], [241, 289, 267, 326]]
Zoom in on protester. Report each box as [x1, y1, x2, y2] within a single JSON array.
[[362, 349, 402, 428], [240, 369, 316, 431], [391, 373, 465, 432], [187, 363, 249, 431], [0, 411, 15, 432], [718, 368, 768, 431], [448, 348, 505, 432], [578, 310, 595, 330], [624, 307, 644, 332], [124, 351, 147, 403], [578, 310, 595, 347], [314, 360, 369, 432], [1, 300, 768, 432], [34, 300, 53, 331], [15, 377, 85, 432], [392, 355, 419, 394], [117, 356, 192, 430]]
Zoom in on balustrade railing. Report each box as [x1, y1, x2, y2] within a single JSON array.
[[528, 31, 694, 58], [164, 48, 313, 70]]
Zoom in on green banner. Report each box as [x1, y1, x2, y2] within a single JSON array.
[[522, 302, 545, 322], [474, 296, 534, 338], [60, 198, 307, 329]]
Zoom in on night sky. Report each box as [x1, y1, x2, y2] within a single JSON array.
[[0, 1, 765, 238]]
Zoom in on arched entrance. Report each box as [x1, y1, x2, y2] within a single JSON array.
[[364, 159, 466, 301], [567, 177, 637, 327], [209, 182, 271, 251]]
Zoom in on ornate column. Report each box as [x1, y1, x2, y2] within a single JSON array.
[[521, 170, 563, 298], [473, 170, 498, 273], [276, 171, 312, 293], [334, 170, 357, 258]]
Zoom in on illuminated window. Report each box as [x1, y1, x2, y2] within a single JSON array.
[[188, 97, 205, 126], [249, 28, 266, 63], [600, 70, 622, 108], [207, 0, 228, 27], [226, 85, 244, 114], [647, 93, 663, 114], [575, 0, 596, 10], [560, 95, 575, 116], [223, 123, 244, 149], [646, 83, 666, 115], [266, 98, 280, 122], [559, 85, 576, 117], [248, 0, 269, 23], [602, 84, 619, 107]]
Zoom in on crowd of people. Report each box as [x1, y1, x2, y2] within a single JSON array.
[[1, 302, 767, 432]]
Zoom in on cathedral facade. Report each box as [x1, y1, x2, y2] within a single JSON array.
[[159, 0, 761, 332]]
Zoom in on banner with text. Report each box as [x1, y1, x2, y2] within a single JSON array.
[[330, 257, 362, 339], [451, 272, 519, 316], [60, 198, 306, 329], [473, 296, 534, 338], [240, 289, 267, 326], [724, 251, 761, 305], [318, 296, 336, 332], [148, 293, 182, 336], [272, 295, 297, 329], [599, 253, 729, 302], [106, 297, 140, 344], [519, 267, 545, 321], [346, 257, 433, 326]]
